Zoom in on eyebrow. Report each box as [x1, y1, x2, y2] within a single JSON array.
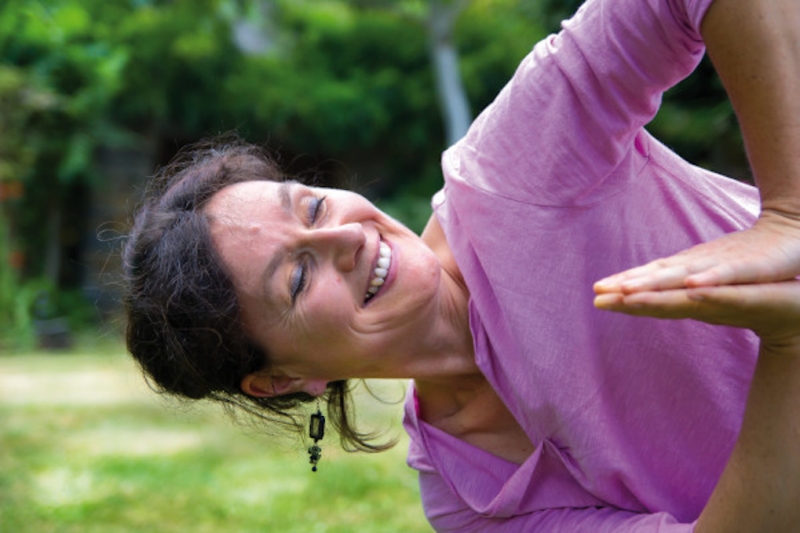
[[260, 180, 297, 304], [278, 179, 294, 213]]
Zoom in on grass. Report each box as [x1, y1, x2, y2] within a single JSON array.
[[0, 339, 432, 532]]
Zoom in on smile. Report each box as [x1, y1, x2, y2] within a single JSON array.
[[364, 241, 392, 303]]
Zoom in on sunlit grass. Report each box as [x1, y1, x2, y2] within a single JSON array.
[[0, 339, 431, 532]]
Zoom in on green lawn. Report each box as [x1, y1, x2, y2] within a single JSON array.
[[0, 340, 432, 532]]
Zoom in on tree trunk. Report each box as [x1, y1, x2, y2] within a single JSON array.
[[428, 0, 472, 147]]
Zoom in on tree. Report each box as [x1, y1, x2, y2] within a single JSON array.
[[426, 0, 472, 146], [0, 0, 549, 340]]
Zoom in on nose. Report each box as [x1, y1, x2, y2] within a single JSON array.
[[305, 223, 365, 272]]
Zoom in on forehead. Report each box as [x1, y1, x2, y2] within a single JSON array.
[[204, 180, 291, 312], [204, 181, 300, 288], [205, 180, 289, 220]]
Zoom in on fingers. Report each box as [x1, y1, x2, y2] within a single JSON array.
[[594, 242, 733, 294], [595, 256, 785, 296], [594, 287, 717, 321], [683, 261, 769, 288], [594, 257, 697, 294], [595, 220, 800, 296], [594, 281, 800, 340]]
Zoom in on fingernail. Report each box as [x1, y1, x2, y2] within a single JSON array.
[[687, 291, 706, 302], [594, 294, 622, 308], [593, 295, 611, 308], [593, 279, 618, 293]]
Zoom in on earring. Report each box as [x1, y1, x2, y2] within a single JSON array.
[[307, 399, 325, 472]]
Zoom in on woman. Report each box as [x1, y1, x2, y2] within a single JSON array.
[[124, 0, 800, 530]]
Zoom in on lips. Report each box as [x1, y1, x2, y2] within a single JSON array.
[[364, 240, 392, 304]]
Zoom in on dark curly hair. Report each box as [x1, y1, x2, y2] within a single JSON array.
[[123, 136, 392, 452]]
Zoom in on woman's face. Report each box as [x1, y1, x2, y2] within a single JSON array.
[[205, 180, 443, 394]]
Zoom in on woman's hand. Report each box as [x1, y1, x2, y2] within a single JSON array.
[[593, 210, 800, 296], [595, 278, 800, 348], [596, 271, 800, 533], [594, 0, 800, 311], [594, 1, 800, 529]]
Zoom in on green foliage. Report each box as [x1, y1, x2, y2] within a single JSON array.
[[221, 1, 444, 191], [651, 58, 745, 175], [0, 65, 49, 181], [458, 0, 546, 111], [1, 0, 131, 180], [0, 0, 746, 346], [537, 0, 585, 33], [109, 0, 240, 132], [1, 0, 133, 330], [0, 269, 96, 349], [376, 193, 435, 235], [0, 211, 27, 347]]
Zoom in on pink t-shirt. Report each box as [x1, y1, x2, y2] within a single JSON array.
[[403, 0, 761, 530]]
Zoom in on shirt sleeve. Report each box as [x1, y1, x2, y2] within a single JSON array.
[[420, 470, 698, 533], [448, 0, 716, 206]]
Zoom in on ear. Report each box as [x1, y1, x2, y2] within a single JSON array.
[[240, 371, 298, 397], [240, 371, 327, 398]]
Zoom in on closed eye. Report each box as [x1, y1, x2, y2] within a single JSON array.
[[309, 195, 326, 225], [290, 259, 308, 303], [290, 194, 325, 304], [287, 194, 325, 305]]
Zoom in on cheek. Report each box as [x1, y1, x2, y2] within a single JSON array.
[[415, 266, 441, 307], [305, 297, 352, 338], [314, 274, 353, 314], [408, 247, 441, 288]]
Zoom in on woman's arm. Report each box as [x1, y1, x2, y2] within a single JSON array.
[[594, 0, 800, 294], [697, 327, 800, 532], [596, 282, 800, 532], [704, 0, 800, 219], [594, 8, 800, 522]]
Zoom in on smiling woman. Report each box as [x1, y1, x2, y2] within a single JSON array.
[[205, 178, 463, 396], [123, 140, 396, 453], [123, 0, 800, 530]]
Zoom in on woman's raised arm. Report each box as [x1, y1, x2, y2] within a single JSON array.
[[596, 280, 800, 531], [594, 0, 800, 295]]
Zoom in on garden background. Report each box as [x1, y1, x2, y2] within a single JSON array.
[[0, 0, 749, 531]]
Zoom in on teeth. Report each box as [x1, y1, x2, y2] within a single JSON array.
[[365, 241, 392, 303]]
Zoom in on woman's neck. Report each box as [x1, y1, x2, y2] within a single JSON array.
[[410, 214, 534, 465], [409, 213, 479, 381]]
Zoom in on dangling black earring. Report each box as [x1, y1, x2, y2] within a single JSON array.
[[308, 399, 325, 472]]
